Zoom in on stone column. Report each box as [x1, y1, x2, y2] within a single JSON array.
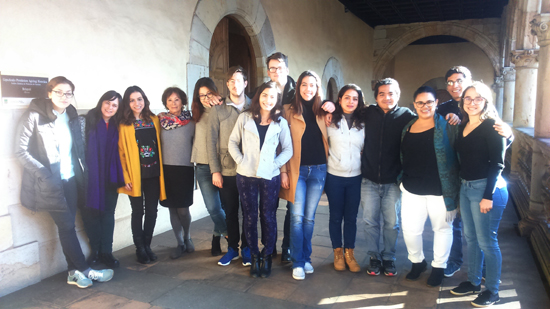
[[531, 14, 550, 137], [502, 67, 516, 123], [511, 50, 539, 127], [492, 76, 504, 117]]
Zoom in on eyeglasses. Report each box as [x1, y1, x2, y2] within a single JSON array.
[[463, 97, 486, 105], [51, 90, 74, 98], [447, 79, 464, 87], [199, 93, 214, 100], [268, 67, 285, 73], [413, 100, 435, 107]]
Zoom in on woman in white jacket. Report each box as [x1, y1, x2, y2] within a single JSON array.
[[228, 81, 293, 278], [325, 84, 365, 272]]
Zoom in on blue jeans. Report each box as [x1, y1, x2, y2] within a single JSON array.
[[447, 215, 463, 267], [290, 164, 326, 268], [460, 178, 508, 293], [325, 173, 362, 249], [195, 164, 227, 236], [361, 179, 401, 261]]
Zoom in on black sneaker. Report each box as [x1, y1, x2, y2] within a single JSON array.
[[472, 290, 500, 307], [366, 257, 382, 276], [406, 260, 427, 281], [383, 260, 397, 276], [450, 281, 481, 296]]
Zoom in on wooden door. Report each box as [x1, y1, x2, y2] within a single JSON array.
[[209, 18, 229, 98]]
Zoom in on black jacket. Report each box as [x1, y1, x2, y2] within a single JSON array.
[[361, 104, 416, 184], [15, 98, 86, 212], [248, 76, 296, 106], [436, 99, 462, 120]]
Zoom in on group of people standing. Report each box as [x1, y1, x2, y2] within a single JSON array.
[[15, 51, 510, 307]]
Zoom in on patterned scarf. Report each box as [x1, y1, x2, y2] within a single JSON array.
[[158, 110, 192, 130]]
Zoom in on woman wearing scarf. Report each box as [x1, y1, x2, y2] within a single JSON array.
[[158, 87, 196, 259], [82, 91, 126, 268]]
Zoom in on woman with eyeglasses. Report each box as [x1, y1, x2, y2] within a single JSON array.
[[157, 87, 196, 259], [15, 76, 114, 288], [81, 90, 125, 269], [399, 86, 460, 287], [279, 71, 329, 280], [325, 84, 365, 273], [118, 86, 167, 264], [449, 82, 507, 308], [190, 77, 228, 256]]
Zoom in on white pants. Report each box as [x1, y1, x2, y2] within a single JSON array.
[[400, 184, 453, 269]]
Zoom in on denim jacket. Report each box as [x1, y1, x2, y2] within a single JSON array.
[[400, 114, 460, 211], [228, 112, 292, 180]]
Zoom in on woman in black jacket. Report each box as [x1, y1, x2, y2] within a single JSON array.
[[15, 76, 114, 289]]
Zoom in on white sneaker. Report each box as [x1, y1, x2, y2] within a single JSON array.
[[67, 270, 92, 288], [304, 262, 314, 274], [292, 267, 305, 280], [87, 269, 114, 282]]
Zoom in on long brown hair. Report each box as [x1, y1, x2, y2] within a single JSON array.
[[119, 86, 154, 125], [331, 84, 365, 130], [248, 81, 283, 123], [191, 77, 219, 123], [291, 70, 325, 117], [460, 81, 500, 124]]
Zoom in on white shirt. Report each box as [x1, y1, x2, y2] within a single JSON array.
[[53, 109, 74, 180]]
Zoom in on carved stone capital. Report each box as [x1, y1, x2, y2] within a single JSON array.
[[502, 67, 516, 82], [530, 14, 550, 47], [511, 50, 539, 68], [493, 76, 504, 89]]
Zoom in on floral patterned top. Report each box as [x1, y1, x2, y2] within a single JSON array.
[[134, 119, 160, 179]]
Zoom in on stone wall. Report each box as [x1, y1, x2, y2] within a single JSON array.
[[0, 0, 374, 297]]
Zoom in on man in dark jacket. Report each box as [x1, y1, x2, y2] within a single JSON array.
[[361, 78, 416, 277]]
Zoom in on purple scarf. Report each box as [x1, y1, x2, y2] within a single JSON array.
[[86, 119, 125, 211]]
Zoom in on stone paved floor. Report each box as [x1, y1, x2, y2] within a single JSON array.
[[1, 195, 549, 309]]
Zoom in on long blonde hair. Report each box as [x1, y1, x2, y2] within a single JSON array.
[[460, 81, 500, 123]]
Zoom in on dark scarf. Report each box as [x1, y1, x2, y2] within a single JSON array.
[[158, 110, 192, 130], [86, 119, 125, 211]]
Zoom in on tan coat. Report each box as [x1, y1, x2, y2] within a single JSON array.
[[279, 104, 329, 203]]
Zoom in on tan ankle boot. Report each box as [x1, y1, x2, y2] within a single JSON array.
[[345, 248, 361, 272], [333, 248, 346, 271]]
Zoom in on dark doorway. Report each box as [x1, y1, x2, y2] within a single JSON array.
[[209, 16, 256, 98], [326, 78, 338, 102]]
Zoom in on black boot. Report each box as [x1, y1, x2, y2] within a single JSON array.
[[427, 267, 445, 287], [87, 251, 101, 266], [250, 254, 261, 278], [211, 235, 222, 256], [281, 247, 291, 263], [100, 252, 120, 268], [143, 236, 157, 262], [260, 254, 272, 278], [134, 237, 150, 264], [406, 259, 427, 281]]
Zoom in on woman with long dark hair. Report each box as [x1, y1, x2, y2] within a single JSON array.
[[81, 90, 125, 269], [158, 87, 196, 259], [190, 78, 228, 256], [279, 71, 329, 280], [228, 81, 292, 278], [118, 86, 166, 264], [15, 76, 113, 288], [450, 82, 508, 307], [325, 84, 365, 273]]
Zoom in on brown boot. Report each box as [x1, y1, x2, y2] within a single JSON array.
[[345, 248, 361, 272], [333, 248, 346, 271]]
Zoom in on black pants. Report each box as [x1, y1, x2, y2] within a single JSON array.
[[129, 177, 160, 240], [219, 175, 247, 251], [81, 186, 119, 253], [48, 177, 88, 272], [264, 199, 291, 250]]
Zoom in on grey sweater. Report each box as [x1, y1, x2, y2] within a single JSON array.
[[191, 108, 211, 165], [160, 120, 195, 167]]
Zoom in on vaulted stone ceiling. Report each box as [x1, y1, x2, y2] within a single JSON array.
[[339, 0, 509, 27]]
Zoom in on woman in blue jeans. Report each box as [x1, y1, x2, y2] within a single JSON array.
[[279, 71, 328, 280], [190, 78, 228, 256], [325, 84, 365, 273], [450, 82, 508, 308], [229, 81, 292, 278]]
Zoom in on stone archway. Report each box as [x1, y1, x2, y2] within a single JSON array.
[[321, 57, 344, 101], [187, 0, 276, 95], [373, 20, 501, 82]]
